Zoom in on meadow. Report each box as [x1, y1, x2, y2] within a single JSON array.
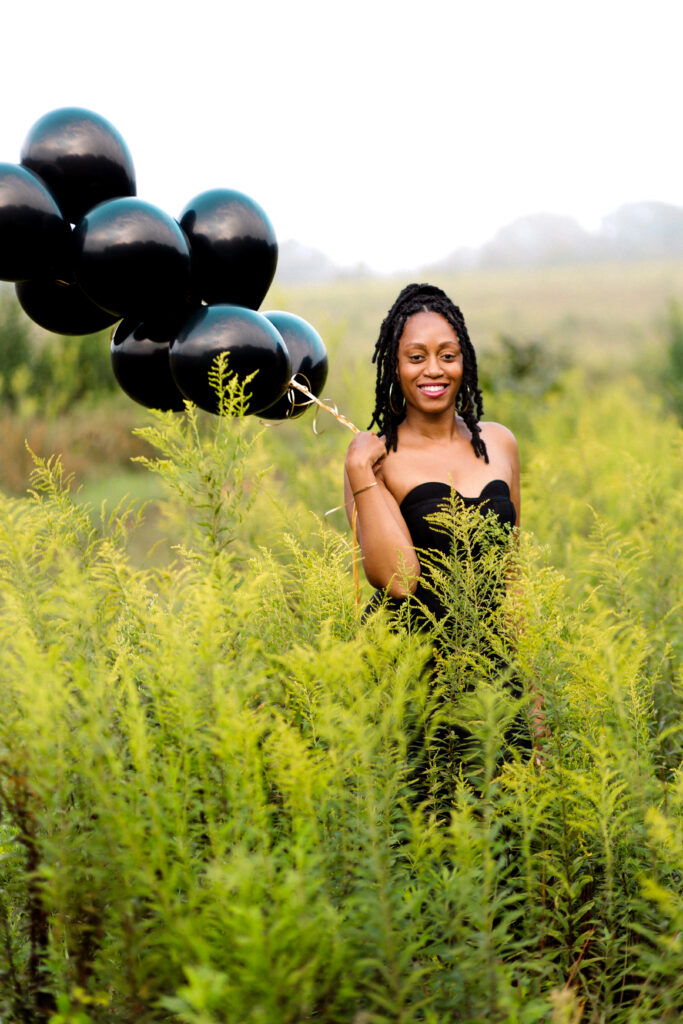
[[0, 262, 682, 1022]]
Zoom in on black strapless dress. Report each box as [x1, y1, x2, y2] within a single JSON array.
[[401, 478, 516, 624], [401, 478, 516, 544], [364, 478, 516, 626]]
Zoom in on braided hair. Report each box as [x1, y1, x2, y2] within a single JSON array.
[[368, 282, 488, 461]]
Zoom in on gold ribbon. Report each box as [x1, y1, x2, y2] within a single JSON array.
[[288, 378, 360, 435]]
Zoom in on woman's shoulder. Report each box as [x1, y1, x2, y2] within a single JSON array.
[[479, 420, 518, 452], [375, 437, 417, 497]]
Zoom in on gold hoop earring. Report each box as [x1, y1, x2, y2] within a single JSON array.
[[389, 381, 405, 415]]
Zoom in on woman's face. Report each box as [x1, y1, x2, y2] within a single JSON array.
[[396, 311, 463, 413]]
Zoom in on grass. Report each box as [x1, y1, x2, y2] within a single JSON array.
[[268, 258, 683, 365]]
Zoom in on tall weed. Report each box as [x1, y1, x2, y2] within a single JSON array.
[[0, 368, 681, 1022]]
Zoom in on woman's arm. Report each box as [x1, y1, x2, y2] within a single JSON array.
[[344, 432, 421, 597]]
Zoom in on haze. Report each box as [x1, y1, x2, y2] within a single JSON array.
[[1, 0, 681, 273]]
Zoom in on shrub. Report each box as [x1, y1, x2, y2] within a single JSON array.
[[0, 292, 117, 418]]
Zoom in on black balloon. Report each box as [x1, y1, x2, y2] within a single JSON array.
[[111, 319, 186, 412], [170, 304, 291, 415], [259, 311, 328, 419], [21, 107, 136, 224], [0, 163, 72, 281], [178, 189, 277, 309], [74, 198, 193, 320], [16, 277, 119, 336]]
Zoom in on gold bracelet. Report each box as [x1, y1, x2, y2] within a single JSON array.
[[352, 481, 378, 498]]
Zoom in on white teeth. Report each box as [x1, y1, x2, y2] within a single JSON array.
[[420, 385, 446, 393]]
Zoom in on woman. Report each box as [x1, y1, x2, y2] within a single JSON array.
[[344, 283, 543, 785], [344, 282, 520, 608]]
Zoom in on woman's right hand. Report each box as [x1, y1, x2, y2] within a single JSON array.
[[343, 432, 420, 595], [345, 431, 387, 478]]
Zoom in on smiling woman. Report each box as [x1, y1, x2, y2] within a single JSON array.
[[343, 282, 541, 794], [344, 282, 520, 600]]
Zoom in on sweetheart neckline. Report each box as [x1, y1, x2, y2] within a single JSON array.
[[399, 478, 510, 510]]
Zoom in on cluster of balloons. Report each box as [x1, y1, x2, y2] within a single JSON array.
[[0, 107, 327, 417]]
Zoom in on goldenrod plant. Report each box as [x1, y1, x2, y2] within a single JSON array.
[[0, 362, 681, 1023]]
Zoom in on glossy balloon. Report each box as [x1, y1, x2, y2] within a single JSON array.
[[21, 107, 136, 224], [111, 319, 186, 412], [0, 163, 72, 281], [179, 189, 277, 309], [16, 278, 118, 336], [126, 295, 200, 345], [74, 198, 193, 320], [259, 311, 328, 419], [170, 305, 291, 415]]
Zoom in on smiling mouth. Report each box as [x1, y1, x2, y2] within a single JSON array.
[[418, 384, 449, 395]]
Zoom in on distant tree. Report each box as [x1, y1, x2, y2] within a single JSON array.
[[427, 201, 683, 270], [479, 212, 601, 267], [600, 202, 683, 260]]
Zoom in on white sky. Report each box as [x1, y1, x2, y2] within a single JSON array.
[[2, 0, 682, 272]]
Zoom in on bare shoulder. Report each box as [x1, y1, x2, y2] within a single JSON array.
[[480, 420, 521, 524], [375, 437, 419, 504], [479, 420, 518, 455], [375, 441, 402, 487]]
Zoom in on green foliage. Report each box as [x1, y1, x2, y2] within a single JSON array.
[[30, 332, 117, 417], [480, 332, 570, 401], [0, 292, 117, 417], [0, 296, 33, 408], [0, 365, 681, 1023], [660, 299, 683, 423]]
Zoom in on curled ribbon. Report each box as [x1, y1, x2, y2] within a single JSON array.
[[288, 378, 360, 435]]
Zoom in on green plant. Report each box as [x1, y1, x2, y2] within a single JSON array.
[[0, 366, 681, 1022], [661, 299, 683, 424]]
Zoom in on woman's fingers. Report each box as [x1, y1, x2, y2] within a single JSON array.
[[346, 431, 386, 473]]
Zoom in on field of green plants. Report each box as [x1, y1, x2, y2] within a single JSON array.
[[0, 263, 682, 1023]]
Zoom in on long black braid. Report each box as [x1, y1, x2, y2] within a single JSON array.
[[368, 283, 488, 462]]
